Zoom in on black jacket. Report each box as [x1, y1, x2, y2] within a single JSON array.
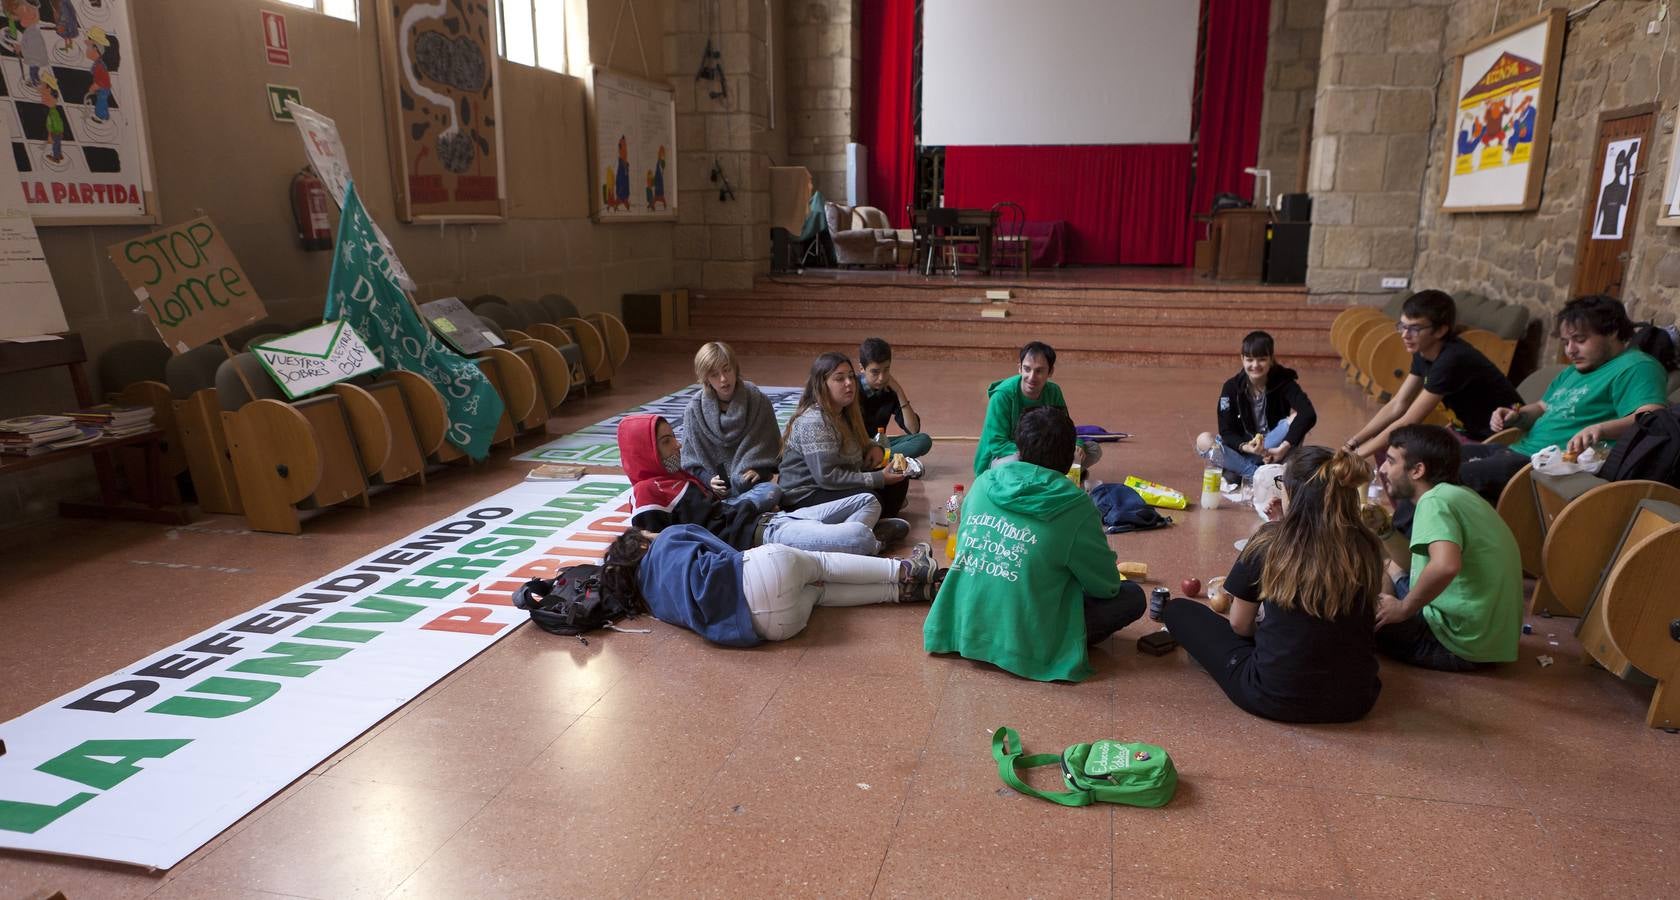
[[1217, 365, 1316, 454]]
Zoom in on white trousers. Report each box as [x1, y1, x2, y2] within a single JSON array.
[[739, 544, 900, 640]]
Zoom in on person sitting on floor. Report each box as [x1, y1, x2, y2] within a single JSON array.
[[679, 341, 784, 508], [618, 413, 909, 556], [600, 525, 939, 644], [1344, 290, 1523, 456], [1374, 425, 1523, 671], [1195, 330, 1316, 481], [1455, 295, 1668, 503], [857, 337, 930, 475], [1161, 447, 1384, 723], [779, 351, 910, 517], [973, 341, 1100, 475], [924, 407, 1146, 682]]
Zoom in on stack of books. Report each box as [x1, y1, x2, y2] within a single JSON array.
[[0, 415, 94, 457], [67, 403, 155, 438]]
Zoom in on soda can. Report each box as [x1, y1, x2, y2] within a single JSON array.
[[1149, 587, 1170, 622]]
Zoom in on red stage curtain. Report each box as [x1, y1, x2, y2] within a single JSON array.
[[1192, 0, 1272, 228], [860, 0, 915, 228], [944, 145, 1193, 266]]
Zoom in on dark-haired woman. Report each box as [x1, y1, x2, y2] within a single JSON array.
[[1162, 447, 1384, 723], [779, 352, 910, 517], [601, 525, 939, 645]]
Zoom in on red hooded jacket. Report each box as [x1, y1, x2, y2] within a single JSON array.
[[617, 413, 762, 550]]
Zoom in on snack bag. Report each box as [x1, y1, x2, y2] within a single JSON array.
[[1123, 476, 1187, 510]]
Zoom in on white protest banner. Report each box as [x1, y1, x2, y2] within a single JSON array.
[[250, 320, 382, 400], [284, 100, 416, 290], [0, 476, 633, 870], [0, 163, 67, 339]]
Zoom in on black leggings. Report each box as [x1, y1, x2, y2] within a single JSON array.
[[785, 478, 910, 518], [1161, 598, 1375, 724], [1086, 582, 1147, 644]]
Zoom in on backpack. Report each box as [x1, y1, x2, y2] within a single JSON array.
[[512, 564, 637, 637], [1601, 404, 1680, 488], [991, 726, 1177, 808]]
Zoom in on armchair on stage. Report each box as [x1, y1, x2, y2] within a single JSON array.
[[825, 202, 911, 267]]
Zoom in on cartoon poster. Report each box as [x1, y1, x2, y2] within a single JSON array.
[[377, 0, 506, 221], [1591, 137, 1639, 240], [591, 67, 677, 222], [1, 0, 153, 223], [1442, 10, 1563, 213]]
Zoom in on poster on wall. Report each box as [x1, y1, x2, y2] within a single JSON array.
[[1658, 110, 1680, 226], [1591, 137, 1640, 240], [1441, 9, 1565, 214], [376, 0, 507, 222], [589, 67, 677, 223], [0, 0, 156, 224], [0, 162, 66, 338]]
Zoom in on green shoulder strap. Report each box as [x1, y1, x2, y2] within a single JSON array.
[[990, 727, 1093, 808]]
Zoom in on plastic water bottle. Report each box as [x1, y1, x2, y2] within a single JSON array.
[[1201, 467, 1222, 509], [1368, 475, 1384, 504], [943, 484, 965, 560]]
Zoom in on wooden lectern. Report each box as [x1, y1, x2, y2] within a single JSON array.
[[1205, 208, 1272, 281]]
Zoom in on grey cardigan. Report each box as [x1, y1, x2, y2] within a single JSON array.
[[777, 408, 885, 506]]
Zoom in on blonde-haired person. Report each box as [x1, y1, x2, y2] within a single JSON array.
[[1161, 447, 1384, 723], [680, 341, 782, 515], [779, 352, 912, 533]]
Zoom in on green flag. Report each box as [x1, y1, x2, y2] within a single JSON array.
[[324, 183, 503, 459]]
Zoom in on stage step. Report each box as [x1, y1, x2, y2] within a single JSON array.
[[688, 309, 1332, 344]]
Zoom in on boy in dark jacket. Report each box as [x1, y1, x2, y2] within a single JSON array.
[[1196, 331, 1317, 480]]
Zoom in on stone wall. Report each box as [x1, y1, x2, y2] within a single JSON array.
[[1255, 0, 1326, 198], [1305, 0, 1451, 302], [1414, 0, 1680, 332], [785, 0, 861, 202], [666, 0, 790, 290]]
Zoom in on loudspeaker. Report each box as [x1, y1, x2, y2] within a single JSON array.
[[1265, 223, 1310, 284], [1279, 193, 1312, 223]]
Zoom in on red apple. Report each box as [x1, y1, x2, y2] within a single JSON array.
[[1181, 577, 1202, 598]]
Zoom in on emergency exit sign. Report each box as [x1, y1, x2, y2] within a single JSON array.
[[267, 85, 303, 121]]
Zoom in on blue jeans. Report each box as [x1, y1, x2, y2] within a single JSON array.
[[722, 481, 781, 516], [887, 433, 933, 458], [1217, 419, 1293, 479], [760, 492, 883, 555]]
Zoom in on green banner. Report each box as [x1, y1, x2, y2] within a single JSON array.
[[324, 183, 502, 459]]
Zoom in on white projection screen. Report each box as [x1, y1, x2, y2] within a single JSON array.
[[921, 0, 1199, 146]]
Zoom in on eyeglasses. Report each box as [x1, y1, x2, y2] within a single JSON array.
[[1396, 323, 1431, 336], [1274, 475, 1284, 488]]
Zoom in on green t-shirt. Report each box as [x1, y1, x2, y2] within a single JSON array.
[[1512, 348, 1668, 455], [1411, 483, 1524, 662]]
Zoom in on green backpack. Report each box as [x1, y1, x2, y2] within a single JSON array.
[[991, 726, 1177, 808]]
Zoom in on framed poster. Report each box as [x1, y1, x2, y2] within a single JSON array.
[[588, 67, 677, 223], [1658, 109, 1680, 226], [1, 0, 157, 224], [375, 0, 507, 222], [1441, 8, 1565, 213]]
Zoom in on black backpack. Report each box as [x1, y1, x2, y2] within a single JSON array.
[[512, 564, 637, 637], [1602, 404, 1680, 488]]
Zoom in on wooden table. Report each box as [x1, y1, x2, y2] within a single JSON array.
[[0, 334, 192, 524], [911, 207, 997, 274]]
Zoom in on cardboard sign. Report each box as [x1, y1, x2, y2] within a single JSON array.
[[285, 100, 417, 290], [250, 321, 383, 399], [263, 10, 291, 66], [419, 297, 502, 355], [106, 217, 267, 353]]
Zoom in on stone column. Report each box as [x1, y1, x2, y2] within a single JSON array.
[[785, 0, 860, 202], [1306, 0, 1450, 302], [1256, 0, 1325, 198]]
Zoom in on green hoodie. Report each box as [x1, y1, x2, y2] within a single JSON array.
[[973, 375, 1067, 476], [923, 460, 1120, 682]]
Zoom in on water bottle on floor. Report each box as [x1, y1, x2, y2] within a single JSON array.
[[943, 484, 965, 560]]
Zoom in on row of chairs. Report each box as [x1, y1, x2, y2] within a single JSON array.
[[1330, 304, 1528, 411], [94, 296, 633, 534]]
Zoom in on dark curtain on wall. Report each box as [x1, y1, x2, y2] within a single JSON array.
[[860, 0, 916, 227], [944, 145, 1194, 265], [1192, 0, 1273, 225]]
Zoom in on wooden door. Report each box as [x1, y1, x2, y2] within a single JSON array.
[[1572, 105, 1655, 298]]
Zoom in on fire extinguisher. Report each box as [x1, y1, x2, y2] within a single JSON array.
[[291, 167, 334, 251]]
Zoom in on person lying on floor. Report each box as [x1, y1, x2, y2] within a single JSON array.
[[1195, 330, 1316, 481], [680, 341, 784, 509], [924, 406, 1146, 683], [1374, 425, 1522, 672], [618, 413, 910, 556], [1161, 447, 1383, 723], [857, 336, 930, 473], [779, 351, 911, 517], [600, 526, 939, 645], [973, 341, 1101, 476]]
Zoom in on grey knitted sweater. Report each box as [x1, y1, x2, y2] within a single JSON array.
[[777, 408, 885, 506]]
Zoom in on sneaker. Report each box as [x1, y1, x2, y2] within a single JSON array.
[[873, 517, 910, 545], [903, 456, 925, 479], [898, 542, 938, 602]]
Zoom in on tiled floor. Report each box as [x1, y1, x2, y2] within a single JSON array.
[[2, 352, 1677, 898]]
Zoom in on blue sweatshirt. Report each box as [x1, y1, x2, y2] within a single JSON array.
[[635, 524, 761, 647]]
